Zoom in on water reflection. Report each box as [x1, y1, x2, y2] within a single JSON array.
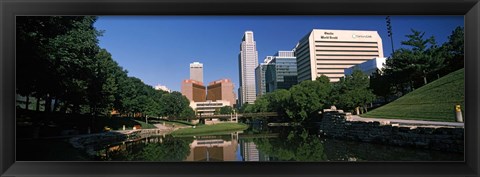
[[96, 126, 463, 161], [98, 135, 192, 161], [185, 133, 239, 161], [252, 129, 328, 161]]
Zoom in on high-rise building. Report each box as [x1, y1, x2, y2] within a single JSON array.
[[255, 56, 274, 97], [265, 50, 298, 93], [295, 29, 384, 82], [238, 31, 258, 106], [190, 62, 203, 83], [206, 79, 236, 107], [181, 79, 206, 102]]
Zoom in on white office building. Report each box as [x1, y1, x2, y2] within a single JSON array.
[[190, 62, 203, 83], [238, 31, 259, 106], [344, 57, 387, 76], [295, 29, 384, 82]]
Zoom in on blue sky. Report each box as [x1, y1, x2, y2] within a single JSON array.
[[93, 16, 463, 92]]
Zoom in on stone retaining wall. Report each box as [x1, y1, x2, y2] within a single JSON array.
[[318, 112, 464, 153]]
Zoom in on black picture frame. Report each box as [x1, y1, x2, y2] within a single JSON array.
[[1, 0, 479, 176]]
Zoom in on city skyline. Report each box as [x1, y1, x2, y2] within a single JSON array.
[[93, 16, 463, 92]]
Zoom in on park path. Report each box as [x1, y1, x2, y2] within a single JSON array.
[[153, 123, 191, 131], [349, 115, 464, 128], [153, 124, 174, 131]]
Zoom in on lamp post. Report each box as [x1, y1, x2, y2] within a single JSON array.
[[386, 16, 395, 55]]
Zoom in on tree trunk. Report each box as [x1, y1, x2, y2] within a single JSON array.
[[53, 98, 59, 112], [36, 97, 40, 111], [423, 70, 428, 85], [25, 95, 30, 110], [355, 107, 360, 115], [45, 94, 52, 112]]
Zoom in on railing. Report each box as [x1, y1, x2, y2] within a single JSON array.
[[193, 112, 279, 119]]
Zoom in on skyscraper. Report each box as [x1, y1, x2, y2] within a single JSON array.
[[190, 62, 203, 83], [295, 29, 384, 82], [265, 50, 298, 93], [238, 31, 258, 106], [255, 56, 274, 97]]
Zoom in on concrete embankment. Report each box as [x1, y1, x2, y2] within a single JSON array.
[[318, 112, 464, 153]]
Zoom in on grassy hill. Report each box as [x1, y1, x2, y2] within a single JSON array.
[[362, 68, 464, 122]]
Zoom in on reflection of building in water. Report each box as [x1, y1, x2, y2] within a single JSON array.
[[100, 135, 167, 160], [239, 139, 270, 161], [185, 132, 240, 161]]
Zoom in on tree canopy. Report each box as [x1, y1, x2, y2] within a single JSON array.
[[16, 16, 194, 120]]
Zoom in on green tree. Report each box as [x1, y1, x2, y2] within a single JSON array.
[[86, 49, 118, 116], [239, 103, 254, 113], [385, 29, 444, 91], [263, 89, 292, 115], [219, 106, 234, 114], [180, 107, 195, 119], [440, 26, 464, 73], [16, 16, 102, 113], [159, 92, 190, 120], [287, 75, 332, 122], [335, 70, 376, 115], [369, 69, 391, 103]]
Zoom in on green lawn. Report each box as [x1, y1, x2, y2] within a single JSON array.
[[171, 123, 249, 136], [362, 68, 464, 122]]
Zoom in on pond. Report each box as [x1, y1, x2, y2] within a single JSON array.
[[95, 124, 464, 162]]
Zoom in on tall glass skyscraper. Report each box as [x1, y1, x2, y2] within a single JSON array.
[[238, 31, 258, 106], [265, 50, 298, 93], [255, 56, 274, 97]]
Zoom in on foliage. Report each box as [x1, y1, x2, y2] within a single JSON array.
[[333, 70, 376, 114], [373, 26, 464, 101], [105, 135, 191, 161], [440, 26, 464, 73], [17, 16, 101, 113], [253, 129, 327, 161], [159, 92, 191, 120], [179, 107, 195, 119], [239, 103, 254, 113], [362, 68, 464, 122], [286, 75, 332, 122], [137, 136, 191, 161], [385, 29, 443, 86], [16, 16, 197, 126], [218, 106, 234, 115], [369, 69, 391, 103]]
